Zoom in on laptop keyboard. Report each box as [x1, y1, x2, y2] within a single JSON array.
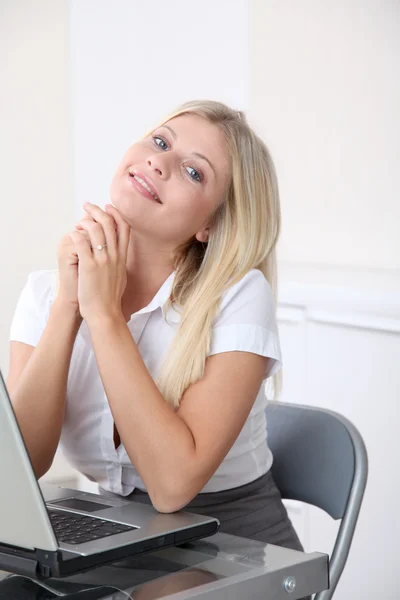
[[48, 509, 137, 545]]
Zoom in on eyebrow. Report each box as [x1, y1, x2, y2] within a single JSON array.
[[160, 124, 216, 178]]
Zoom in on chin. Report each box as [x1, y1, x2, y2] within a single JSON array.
[[109, 180, 124, 209], [110, 196, 147, 229], [109, 193, 127, 213]]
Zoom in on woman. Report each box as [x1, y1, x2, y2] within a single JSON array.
[[8, 100, 302, 551]]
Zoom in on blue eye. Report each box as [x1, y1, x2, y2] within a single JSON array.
[[186, 166, 202, 182], [152, 134, 203, 182], [153, 135, 169, 151]]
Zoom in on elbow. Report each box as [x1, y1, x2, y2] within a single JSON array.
[[152, 497, 191, 514], [35, 464, 51, 481], [34, 456, 54, 481], [152, 500, 183, 514], [148, 477, 199, 514]]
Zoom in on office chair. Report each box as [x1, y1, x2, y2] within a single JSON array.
[[266, 401, 368, 600]]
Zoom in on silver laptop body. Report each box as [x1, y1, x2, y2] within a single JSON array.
[[0, 370, 219, 578]]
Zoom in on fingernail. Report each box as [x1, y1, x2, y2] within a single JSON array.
[[105, 204, 113, 209]]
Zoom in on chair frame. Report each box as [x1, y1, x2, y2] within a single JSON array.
[[266, 401, 368, 599]]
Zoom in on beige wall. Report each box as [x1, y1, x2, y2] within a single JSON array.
[[0, 0, 75, 374], [250, 0, 400, 270], [1, 2, 399, 594], [3, 1, 398, 380]]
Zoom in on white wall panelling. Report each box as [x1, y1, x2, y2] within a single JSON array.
[[277, 264, 400, 599]]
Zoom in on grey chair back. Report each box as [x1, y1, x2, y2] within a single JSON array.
[[266, 401, 368, 600]]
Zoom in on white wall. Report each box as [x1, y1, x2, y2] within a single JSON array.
[[2, 1, 399, 597], [69, 0, 249, 215], [277, 271, 400, 600], [0, 0, 75, 375], [250, 0, 400, 269], [250, 2, 400, 597]]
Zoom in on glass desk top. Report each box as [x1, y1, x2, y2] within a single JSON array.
[[0, 532, 328, 599]]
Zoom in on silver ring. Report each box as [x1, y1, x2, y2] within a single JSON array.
[[95, 244, 107, 251]]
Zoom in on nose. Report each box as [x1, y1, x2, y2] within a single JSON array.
[[146, 155, 169, 179]]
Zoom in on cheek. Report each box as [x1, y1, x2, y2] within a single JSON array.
[[173, 187, 203, 215], [174, 191, 213, 231], [109, 172, 120, 199], [116, 146, 140, 176], [109, 151, 137, 195], [110, 161, 126, 191]]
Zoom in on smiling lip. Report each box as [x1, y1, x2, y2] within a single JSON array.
[[128, 170, 162, 204]]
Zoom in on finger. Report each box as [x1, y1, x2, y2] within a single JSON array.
[[82, 203, 117, 256], [69, 230, 93, 266], [74, 227, 93, 252], [76, 209, 95, 228], [82, 208, 93, 220], [76, 208, 117, 231], [75, 209, 95, 236], [104, 204, 131, 263], [74, 220, 108, 257]]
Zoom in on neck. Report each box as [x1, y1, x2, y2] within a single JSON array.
[[121, 231, 175, 318]]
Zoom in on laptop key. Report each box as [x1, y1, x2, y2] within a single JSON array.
[[47, 509, 137, 544]]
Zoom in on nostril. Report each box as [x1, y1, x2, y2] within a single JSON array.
[[146, 158, 162, 175]]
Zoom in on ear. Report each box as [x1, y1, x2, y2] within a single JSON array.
[[195, 227, 209, 243]]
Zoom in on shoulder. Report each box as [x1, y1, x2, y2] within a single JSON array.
[[224, 268, 272, 301], [27, 268, 58, 295], [13, 269, 58, 321], [22, 269, 58, 308], [214, 269, 275, 329], [10, 269, 58, 345], [209, 269, 282, 378]]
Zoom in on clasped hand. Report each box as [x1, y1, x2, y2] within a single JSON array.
[[69, 202, 130, 324]]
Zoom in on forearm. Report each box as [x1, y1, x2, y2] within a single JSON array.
[[10, 301, 82, 478], [88, 314, 197, 510]]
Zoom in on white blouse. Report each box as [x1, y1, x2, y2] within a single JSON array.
[[10, 268, 282, 496]]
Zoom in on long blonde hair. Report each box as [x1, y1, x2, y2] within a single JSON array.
[[151, 100, 281, 408]]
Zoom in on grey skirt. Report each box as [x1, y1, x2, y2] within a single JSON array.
[[125, 470, 303, 552]]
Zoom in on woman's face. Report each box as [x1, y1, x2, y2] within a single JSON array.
[[110, 113, 230, 246]]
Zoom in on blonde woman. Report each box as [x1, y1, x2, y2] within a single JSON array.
[[8, 100, 302, 551]]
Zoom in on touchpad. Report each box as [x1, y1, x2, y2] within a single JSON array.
[[48, 497, 113, 513]]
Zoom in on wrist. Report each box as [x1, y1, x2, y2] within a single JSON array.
[[84, 310, 126, 332], [50, 298, 83, 324]]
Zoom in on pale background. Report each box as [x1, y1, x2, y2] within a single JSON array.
[[1, 1, 399, 598]]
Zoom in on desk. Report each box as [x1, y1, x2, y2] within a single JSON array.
[[0, 532, 328, 599]]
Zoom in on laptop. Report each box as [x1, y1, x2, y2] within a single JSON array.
[[0, 370, 219, 579]]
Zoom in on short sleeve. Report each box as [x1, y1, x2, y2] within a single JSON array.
[[9, 270, 58, 347], [209, 269, 282, 379]]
